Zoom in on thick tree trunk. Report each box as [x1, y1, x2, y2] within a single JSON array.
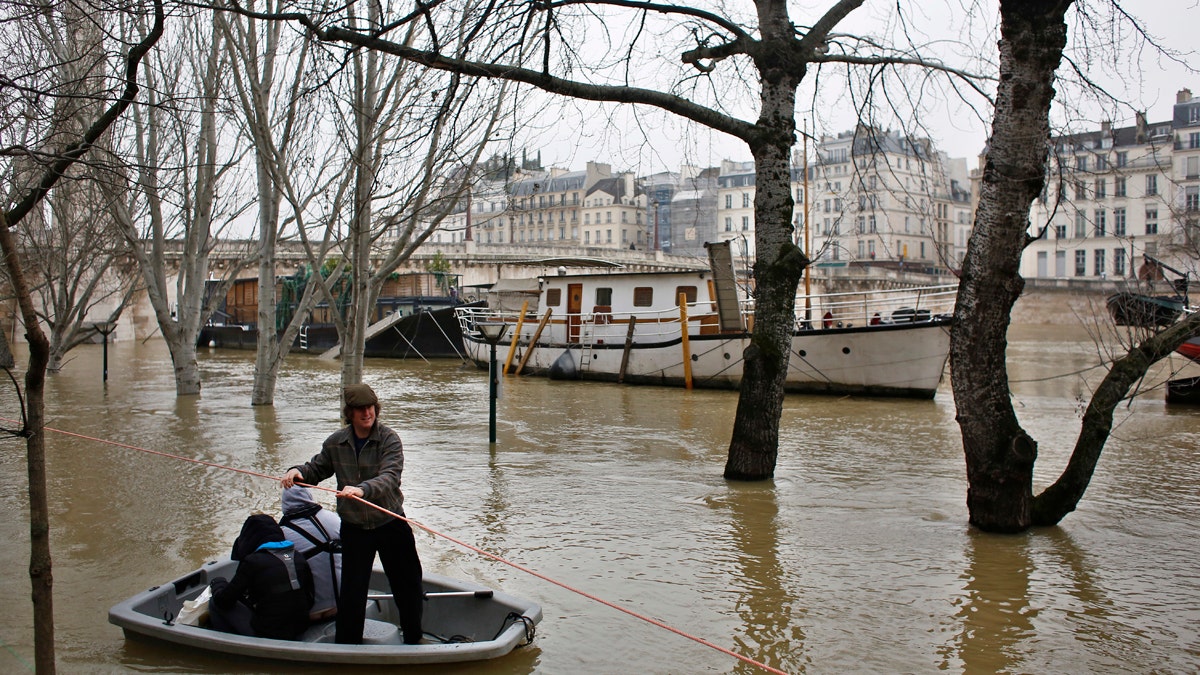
[[724, 0, 810, 480], [252, 158, 281, 406], [164, 330, 203, 396], [951, 0, 1073, 532]]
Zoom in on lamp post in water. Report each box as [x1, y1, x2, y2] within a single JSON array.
[[92, 322, 118, 383], [476, 322, 509, 444]]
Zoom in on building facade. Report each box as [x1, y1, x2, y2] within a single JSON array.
[[1023, 88, 1200, 281], [797, 127, 962, 273]]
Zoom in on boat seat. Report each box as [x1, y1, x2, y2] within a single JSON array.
[[300, 619, 401, 645]]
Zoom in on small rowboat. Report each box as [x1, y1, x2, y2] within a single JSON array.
[[108, 558, 541, 664]]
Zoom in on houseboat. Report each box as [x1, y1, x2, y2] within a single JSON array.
[[199, 271, 474, 359], [457, 245, 956, 398]]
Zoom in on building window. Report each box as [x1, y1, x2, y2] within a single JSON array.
[[1115, 177, 1126, 197], [869, 215, 877, 233], [1187, 186, 1200, 212], [1076, 156, 1088, 171], [1096, 155, 1108, 171], [1146, 207, 1158, 234], [742, 216, 750, 231], [857, 240, 865, 257], [1055, 224, 1067, 239], [1094, 249, 1106, 277], [1187, 156, 1200, 179], [1116, 151, 1127, 167], [606, 229, 612, 243], [857, 216, 865, 234], [1094, 179, 1106, 198], [1095, 209, 1107, 236], [1075, 211, 1087, 238], [595, 287, 612, 305], [725, 194, 733, 209], [1075, 180, 1087, 200], [1191, 132, 1200, 149], [1114, 248, 1126, 276], [725, 217, 732, 232], [1075, 250, 1086, 276], [674, 286, 698, 305], [742, 193, 751, 208], [633, 287, 653, 307], [1146, 174, 1158, 196], [546, 288, 562, 306], [1114, 207, 1126, 236]]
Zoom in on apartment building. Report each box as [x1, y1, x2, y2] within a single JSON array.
[[714, 160, 756, 259], [581, 171, 645, 248], [797, 127, 960, 272], [1023, 88, 1200, 280]]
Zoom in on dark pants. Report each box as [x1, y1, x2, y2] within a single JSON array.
[[208, 599, 255, 637], [336, 519, 423, 644]]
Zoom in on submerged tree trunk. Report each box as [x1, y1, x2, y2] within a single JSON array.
[[723, 0, 812, 480], [951, 0, 1073, 532], [0, 212, 55, 673]]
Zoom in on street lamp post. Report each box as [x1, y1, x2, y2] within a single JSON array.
[[476, 322, 509, 444], [92, 322, 118, 383]]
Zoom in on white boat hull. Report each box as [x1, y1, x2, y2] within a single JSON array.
[[463, 319, 951, 398]]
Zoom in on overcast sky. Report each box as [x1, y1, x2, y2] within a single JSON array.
[[522, 0, 1199, 174]]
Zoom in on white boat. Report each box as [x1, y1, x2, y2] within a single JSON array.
[[108, 558, 541, 665], [457, 248, 956, 398]]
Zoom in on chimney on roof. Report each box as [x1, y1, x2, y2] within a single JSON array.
[[1178, 88, 1193, 104], [1135, 111, 1148, 144], [1100, 120, 1111, 134]]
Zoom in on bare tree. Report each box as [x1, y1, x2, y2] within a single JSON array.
[[228, 0, 987, 478], [0, 0, 142, 373], [0, 1, 164, 670], [217, 1, 326, 404], [104, 9, 256, 397], [952, 0, 1200, 532], [16, 195, 141, 372]]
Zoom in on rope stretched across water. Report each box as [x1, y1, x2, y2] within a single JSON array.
[[32, 422, 790, 675]]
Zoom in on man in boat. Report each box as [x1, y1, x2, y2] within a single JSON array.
[[209, 514, 315, 640], [281, 486, 342, 622], [281, 383, 424, 645]]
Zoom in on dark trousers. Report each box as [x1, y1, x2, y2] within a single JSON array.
[[336, 519, 423, 644], [208, 599, 255, 637]]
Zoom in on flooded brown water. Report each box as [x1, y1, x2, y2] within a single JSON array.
[[0, 324, 1197, 674]]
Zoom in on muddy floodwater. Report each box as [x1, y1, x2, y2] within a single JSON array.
[[0, 324, 1197, 673]]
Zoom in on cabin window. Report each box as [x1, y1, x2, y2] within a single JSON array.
[[633, 287, 653, 307], [546, 288, 562, 306], [595, 287, 613, 306], [674, 286, 698, 306]]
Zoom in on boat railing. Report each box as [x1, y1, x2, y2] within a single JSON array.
[[788, 283, 958, 329], [456, 283, 958, 349], [457, 303, 712, 346]]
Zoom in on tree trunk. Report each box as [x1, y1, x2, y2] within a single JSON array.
[[724, 141, 808, 479], [0, 212, 56, 673], [724, 0, 810, 480], [951, 0, 1073, 532]]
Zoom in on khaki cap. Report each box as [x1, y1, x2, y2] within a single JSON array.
[[344, 383, 378, 408]]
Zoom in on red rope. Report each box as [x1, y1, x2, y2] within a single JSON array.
[[35, 422, 790, 675]]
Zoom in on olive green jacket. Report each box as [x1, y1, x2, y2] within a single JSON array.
[[290, 423, 406, 529]]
